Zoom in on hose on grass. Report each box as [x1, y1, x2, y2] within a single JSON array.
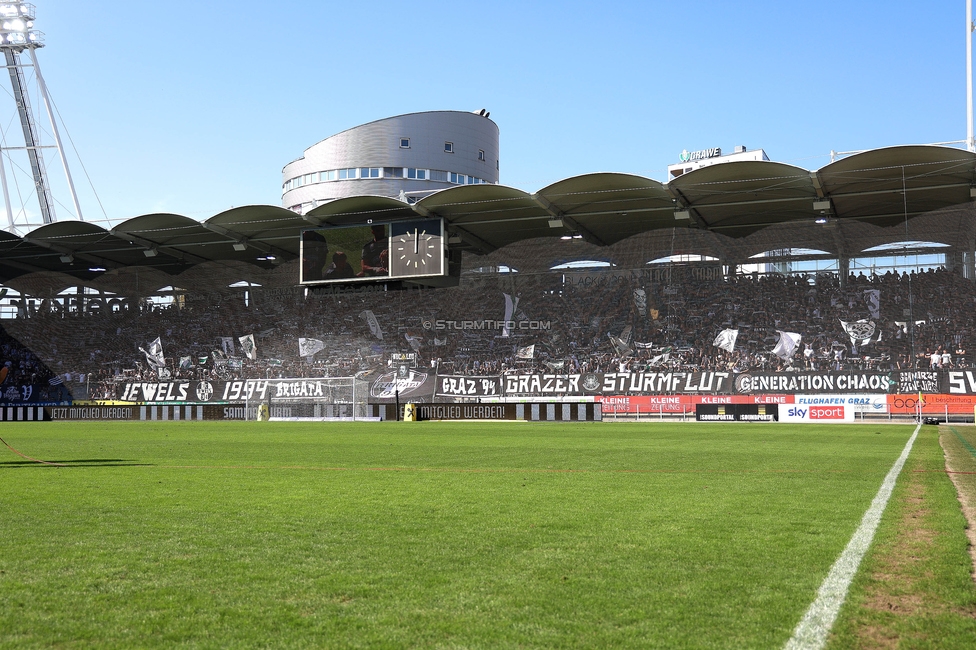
[[0, 434, 65, 466]]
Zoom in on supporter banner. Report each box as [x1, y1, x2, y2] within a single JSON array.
[[0, 383, 72, 404], [112, 372, 976, 405], [946, 370, 976, 395], [435, 375, 503, 398], [118, 379, 359, 403], [503, 372, 736, 396], [119, 380, 268, 402], [733, 372, 894, 394], [779, 404, 855, 423], [895, 371, 941, 394], [795, 394, 888, 414], [603, 371, 734, 393], [368, 370, 436, 403]]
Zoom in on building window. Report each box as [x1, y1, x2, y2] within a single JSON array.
[[400, 138, 410, 148], [321, 170, 336, 181], [444, 142, 454, 153], [384, 167, 403, 178], [338, 168, 357, 180], [478, 149, 485, 161], [360, 167, 380, 178], [429, 170, 448, 182]]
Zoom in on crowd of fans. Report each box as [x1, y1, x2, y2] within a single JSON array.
[[0, 265, 971, 400]]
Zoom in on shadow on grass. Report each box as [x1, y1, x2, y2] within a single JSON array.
[[0, 458, 153, 468]]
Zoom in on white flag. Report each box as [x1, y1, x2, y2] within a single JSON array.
[[140, 336, 165, 368], [619, 325, 632, 345], [608, 332, 632, 357], [404, 333, 423, 352], [713, 329, 738, 353], [359, 310, 384, 340], [772, 331, 802, 360], [239, 334, 257, 360], [501, 293, 519, 338], [840, 319, 876, 347], [516, 344, 535, 359], [863, 289, 881, 320], [298, 337, 325, 357]]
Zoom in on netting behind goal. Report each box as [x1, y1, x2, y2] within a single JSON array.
[[257, 377, 371, 421]]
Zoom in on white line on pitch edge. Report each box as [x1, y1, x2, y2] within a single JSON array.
[[784, 422, 922, 650]]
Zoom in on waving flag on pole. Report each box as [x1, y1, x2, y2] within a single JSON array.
[[140, 337, 165, 368], [840, 319, 876, 347], [516, 344, 535, 359], [772, 331, 802, 360], [713, 329, 738, 353], [501, 293, 519, 338], [359, 310, 384, 340], [298, 338, 325, 357], [239, 334, 257, 360], [404, 333, 423, 352], [863, 289, 881, 320]]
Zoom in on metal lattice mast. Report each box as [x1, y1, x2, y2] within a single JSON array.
[[5, 47, 54, 223], [0, 2, 83, 230]]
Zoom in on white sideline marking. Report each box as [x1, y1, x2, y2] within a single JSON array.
[[784, 423, 922, 650]]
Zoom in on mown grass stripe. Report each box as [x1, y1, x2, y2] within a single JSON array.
[[949, 425, 976, 459], [784, 423, 922, 650]]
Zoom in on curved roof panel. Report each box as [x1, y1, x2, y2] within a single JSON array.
[[416, 185, 548, 252], [816, 145, 976, 226], [670, 160, 817, 237], [306, 196, 416, 226], [537, 173, 676, 245], [206, 205, 308, 257], [1, 143, 975, 289]]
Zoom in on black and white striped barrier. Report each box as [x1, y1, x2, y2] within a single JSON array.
[[368, 402, 602, 421]]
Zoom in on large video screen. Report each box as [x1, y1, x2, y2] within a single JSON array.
[[300, 219, 446, 285]]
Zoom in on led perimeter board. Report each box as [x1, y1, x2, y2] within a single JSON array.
[[300, 219, 447, 286]]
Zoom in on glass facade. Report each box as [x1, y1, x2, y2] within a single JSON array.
[[283, 167, 491, 193]]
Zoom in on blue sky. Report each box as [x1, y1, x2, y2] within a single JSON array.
[[11, 0, 968, 224]]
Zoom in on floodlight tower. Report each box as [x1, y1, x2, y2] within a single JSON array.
[[0, 2, 82, 231], [968, 0, 974, 152]]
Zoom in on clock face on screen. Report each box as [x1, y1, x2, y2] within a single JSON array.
[[391, 227, 443, 277]]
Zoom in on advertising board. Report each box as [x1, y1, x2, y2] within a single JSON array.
[[695, 404, 778, 422], [794, 394, 888, 414], [778, 404, 855, 423]]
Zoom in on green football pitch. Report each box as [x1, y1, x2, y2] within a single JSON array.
[[0, 420, 962, 648]]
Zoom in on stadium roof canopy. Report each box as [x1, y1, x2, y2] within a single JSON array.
[[0, 144, 974, 293]]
